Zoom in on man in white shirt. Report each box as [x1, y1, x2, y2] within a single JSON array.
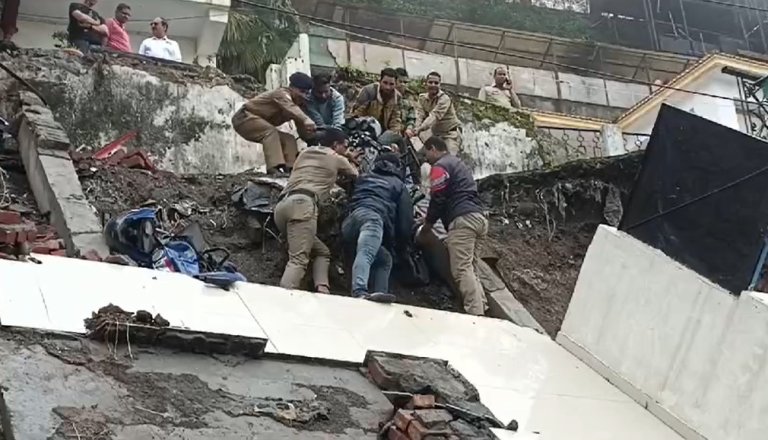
[[139, 17, 181, 62]]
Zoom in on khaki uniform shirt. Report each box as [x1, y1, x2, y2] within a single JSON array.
[[281, 146, 358, 203], [242, 88, 312, 127], [478, 85, 522, 109], [415, 91, 461, 136], [351, 83, 403, 133]]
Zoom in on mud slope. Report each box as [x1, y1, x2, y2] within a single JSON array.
[[79, 152, 642, 336]]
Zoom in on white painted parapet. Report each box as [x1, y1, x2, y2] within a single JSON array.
[[558, 225, 768, 440]]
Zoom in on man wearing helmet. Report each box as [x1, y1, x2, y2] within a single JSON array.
[[351, 68, 403, 148]]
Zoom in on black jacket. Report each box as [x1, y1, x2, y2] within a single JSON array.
[[425, 154, 484, 227], [349, 159, 414, 250]]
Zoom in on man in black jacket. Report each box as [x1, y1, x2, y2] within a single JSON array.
[[417, 136, 488, 315], [343, 153, 414, 303]]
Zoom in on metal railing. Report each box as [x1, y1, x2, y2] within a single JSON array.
[[535, 127, 651, 163]]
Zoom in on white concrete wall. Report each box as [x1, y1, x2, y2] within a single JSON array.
[[624, 70, 742, 135], [532, 0, 589, 12], [558, 225, 768, 440], [317, 36, 650, 110]]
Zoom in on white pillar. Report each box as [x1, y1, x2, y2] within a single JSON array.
[[195, 8, 229, 67], [601, 124, 625, 157]]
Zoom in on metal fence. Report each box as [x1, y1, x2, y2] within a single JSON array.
[[536, 127, 651, 164]]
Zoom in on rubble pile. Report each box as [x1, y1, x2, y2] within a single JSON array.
[[74, 151, 643, 335], [84, 303, 170, 342], [365, 352, 502, 439]]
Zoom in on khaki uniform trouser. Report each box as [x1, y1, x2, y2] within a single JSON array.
[[445, 212, 489, 315], [273, 194, 330, 290], [232, 110, 298, 170], [438, 130, 463, 155]]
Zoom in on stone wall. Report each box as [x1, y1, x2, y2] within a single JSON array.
[[0, 50, 264, 175]]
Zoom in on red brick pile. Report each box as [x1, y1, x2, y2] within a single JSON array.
[[0, 209, 66, 260], [0, 210, 110, 263], [387, 395, 459, 440]]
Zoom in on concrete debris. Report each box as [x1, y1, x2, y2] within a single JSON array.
[[366, 352, 504, 439], [84, 303, 171, 341], [83, 304, 268, 359], [226, 398, 330, 426]]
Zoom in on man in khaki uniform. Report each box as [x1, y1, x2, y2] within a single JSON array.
[[274, 127, 359, 292], [478, 67, 522, 109], [352, 68, 403, 147], [412, 71, 463, 155], [417, 136, 488, 316], [232, 72, 317, 175]]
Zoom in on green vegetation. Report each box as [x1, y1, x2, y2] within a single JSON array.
[[217, 0, 299, 82], [339, 0, 596, 40]]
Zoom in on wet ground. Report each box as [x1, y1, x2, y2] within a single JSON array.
[[0, 328, 392, 439], [78, 153, 642, 337]]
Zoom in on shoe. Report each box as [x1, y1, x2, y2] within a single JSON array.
[[362, 292, 396, 303]]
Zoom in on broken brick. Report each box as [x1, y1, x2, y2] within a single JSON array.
[[0, 229, 17, 245], [30, 245, 51, 254], [393, 409, 415, 432], [82, 249, 102, 261], [414, 409, 453, 429], [368, 356, 398, 389], [406, 419, 429, 440], [104, 254, 135, 266], [407, 395, 436, 410], [388, 426, 409, 440], [51, 249, 67, 257], [0, 210, 21, 225]]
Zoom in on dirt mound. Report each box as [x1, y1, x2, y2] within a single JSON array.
[[79, 153, 642, 336]]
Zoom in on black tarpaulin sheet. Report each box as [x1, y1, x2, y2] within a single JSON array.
[[619, 104, 768, 294]]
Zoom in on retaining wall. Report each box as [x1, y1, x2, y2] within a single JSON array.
[[558, 225, 768, 440], [14, 91, 108, 258]]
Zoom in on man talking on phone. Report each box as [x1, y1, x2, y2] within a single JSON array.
[[478, 67, 522, 110]]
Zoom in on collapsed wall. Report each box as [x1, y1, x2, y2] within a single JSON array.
[[0, 49, 263, 174], [79, 151, 642, 336]]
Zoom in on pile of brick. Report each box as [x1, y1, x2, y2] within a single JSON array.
[[387, 394, 460, 439], [0, 209, 65, 259], [365, 351, 507, 440], [0, 209, 109, 262]]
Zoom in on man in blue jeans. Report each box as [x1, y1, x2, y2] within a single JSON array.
[[343, 153, 415, 303]]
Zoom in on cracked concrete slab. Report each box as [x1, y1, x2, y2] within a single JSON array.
[[0, 330, 392, 439]]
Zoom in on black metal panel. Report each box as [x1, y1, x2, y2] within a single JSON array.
[[619, 104, 768, 293]]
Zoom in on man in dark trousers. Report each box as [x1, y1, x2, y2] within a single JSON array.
[[343, 153, 414, 303], [417, 137, 488, 315], [68, 0, 109, 53]]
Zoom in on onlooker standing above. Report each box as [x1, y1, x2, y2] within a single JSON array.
[[68, 0, 109, 53], [413, 72, 462, 154], [274, 128, 359, 293], [1, 0, 19, 42], [395, 68, 417, 139], [343, 153, 414, 303], [231, 72, 317, 175], [105, 3, 132, 53], [351, 68, 403, 147], [139, 17, 182, 62], [303, 73, 345, 138], [417, 136, 488, 316], [478, 67, 522, 109]]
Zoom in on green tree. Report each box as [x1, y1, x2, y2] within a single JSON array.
[[217, 0, 299, 82]]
